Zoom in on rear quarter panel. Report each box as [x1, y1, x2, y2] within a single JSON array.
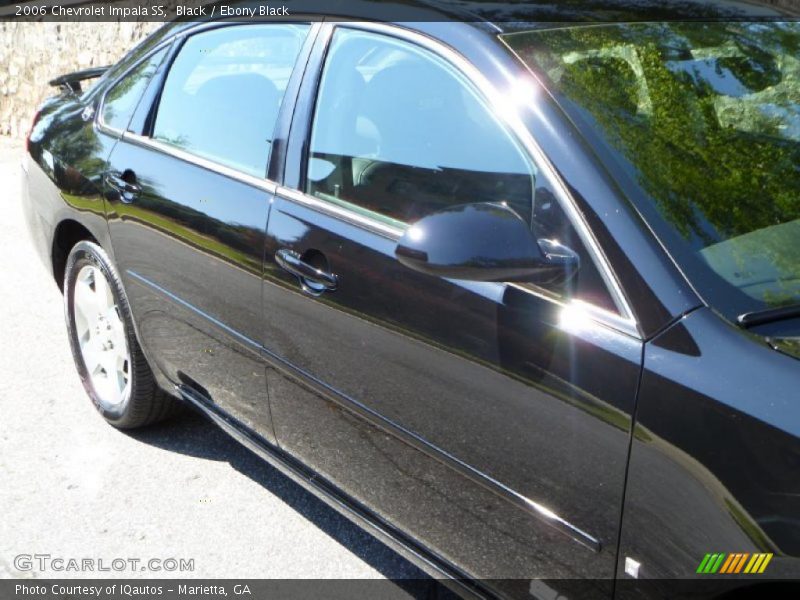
[[25, 93, 119, 277]]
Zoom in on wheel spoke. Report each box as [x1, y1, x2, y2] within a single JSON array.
[[107, 327, 126, 356], [107, 350, 129, 397], [92, 369, 114, 403], [74, 309, 92, 345], [74, 278, 99, 323], [100, 351, 117, 381], [93, 271, 114, 312], [105, 305, 124, 333], [80, 341, 104, 376]]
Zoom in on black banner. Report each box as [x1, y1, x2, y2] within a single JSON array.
[[4, 580, 452, 600], [4, 579, 800, 600], [1, 0, 800, 23]]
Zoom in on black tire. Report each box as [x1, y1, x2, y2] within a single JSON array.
[[64, 240, 181, 429]]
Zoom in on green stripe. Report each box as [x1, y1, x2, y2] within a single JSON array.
[[710, 554, 726, 573], [697, 554, 712, 573], [704, 554, 718, 573]]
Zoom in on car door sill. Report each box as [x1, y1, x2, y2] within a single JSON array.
[[174, 384, 490, 600]]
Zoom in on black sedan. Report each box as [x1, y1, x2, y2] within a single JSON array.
[[20, 2, 800, 598]]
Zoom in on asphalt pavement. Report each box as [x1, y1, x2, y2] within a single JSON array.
[[0, 138, 426, 586]]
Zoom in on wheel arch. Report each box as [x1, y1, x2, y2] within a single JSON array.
[[51, 219, 100, 292]]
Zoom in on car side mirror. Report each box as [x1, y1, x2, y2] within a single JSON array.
[[395, 202, 579, 284]]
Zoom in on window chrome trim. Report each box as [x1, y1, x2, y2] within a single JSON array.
[[123, 132, 278, 193], [506, 282, 640, 338], [287, 21, 640, 339], [278, 186, 405, 239]]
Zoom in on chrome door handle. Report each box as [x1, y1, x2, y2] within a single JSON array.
[[104, 173, 140, 203], [275, 249, 337, 292]]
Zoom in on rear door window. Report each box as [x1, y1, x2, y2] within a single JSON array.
[[153, 24, 310, 177]]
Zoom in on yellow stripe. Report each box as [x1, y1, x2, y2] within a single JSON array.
[[744, 554, 760, 573], [734, 553, 749, 573], [758, 553, 773, 573], [720, 554, 736, 573], [750, 554, 766, 573]]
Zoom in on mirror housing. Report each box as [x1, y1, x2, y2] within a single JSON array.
[[395, 202, 579, 284]]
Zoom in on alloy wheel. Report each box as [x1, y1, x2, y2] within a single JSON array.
[[72, 264, 131, 408]]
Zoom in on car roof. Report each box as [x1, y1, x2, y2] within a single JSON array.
[[165, 0, 800, 39], [438, 0, 800, 33]]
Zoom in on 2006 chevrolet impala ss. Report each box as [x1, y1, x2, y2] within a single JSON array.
[[20, 1, 800, 597]]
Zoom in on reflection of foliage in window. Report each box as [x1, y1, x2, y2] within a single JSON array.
[[102, 51, 163, 130], [155, 133, 189, 150], [504, 23, 800, 308]]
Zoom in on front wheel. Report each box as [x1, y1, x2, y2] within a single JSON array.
[[64, 240, 180, 428]]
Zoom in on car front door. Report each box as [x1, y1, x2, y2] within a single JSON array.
[[103, 22, 313, 437], [262, 24, 643, 595]]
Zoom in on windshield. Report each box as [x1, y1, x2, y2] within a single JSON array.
[[502, 23, 800, 320]]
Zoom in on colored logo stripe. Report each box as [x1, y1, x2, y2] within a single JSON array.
[[722, 553, 749, 573], [719, 554, 736, 573], [697, 554, 713, 573], [735, 554, 750, 573], [744, 554, 760, 573], [756, 553, 773, 573], [697, 553, 726, 573], [698, 553, 773, 574]]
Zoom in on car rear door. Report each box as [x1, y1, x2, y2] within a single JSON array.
[[103, 22, 315, 438], [262, 23, 644, 595]]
